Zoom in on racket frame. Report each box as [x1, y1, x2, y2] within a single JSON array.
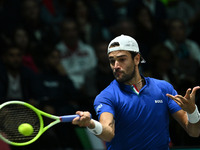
[[0, 100, 76, 146]]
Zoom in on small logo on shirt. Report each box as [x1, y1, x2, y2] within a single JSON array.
[[96, 104, 103, 115], [155, 100, 163, 103]]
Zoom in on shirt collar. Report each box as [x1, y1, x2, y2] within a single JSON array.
[[115, 76, 149, 94]]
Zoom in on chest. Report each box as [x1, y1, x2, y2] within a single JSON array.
[[114, 88, 168, 124]]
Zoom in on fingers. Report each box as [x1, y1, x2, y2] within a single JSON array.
[[166, 94, 185, 106], [191, 86, 200, 97], [166, 93, 174, 99], [76, 111, 84, 116], [184, 88, 191, 99], [72, 111, 91, 127], [166, 94, 178, 102], [175, 95, 188, 104], [166, 92, 196, 113], [72, 116, 80, 125]]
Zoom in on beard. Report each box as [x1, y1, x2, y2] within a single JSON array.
[[114, 65, 136, 83]]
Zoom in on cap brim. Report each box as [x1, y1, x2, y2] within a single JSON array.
[[140, 55, 146, 63]]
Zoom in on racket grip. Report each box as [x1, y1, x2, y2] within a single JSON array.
[[60, 115, 80, 122]]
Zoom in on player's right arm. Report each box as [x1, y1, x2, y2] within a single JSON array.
[[72, 111, 115, 142], [96, 112, 115, 142]]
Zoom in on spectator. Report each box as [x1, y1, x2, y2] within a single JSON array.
[[19, 0, 57, 46], [70, 0, 93, 44], [133, 4, 164, 61], [85, 40, 114, 100], [87, 0, 118, 28], [148, 44, 179, 89], [40, 0, 66, 26], [12, 26, 39, 73], [166, 0, 200, 34], [36, 46, 83, 149], [110, 18, 136, 40], [111, 0, 129, 19], [0, 45, 40, 103], [128, 0, 167, 30], [38, 45, 80, 115], [39, 0, 75, 36], [56, 19, 97, 91], [162, 18, 200, 147], [163, 18, 200, 83]]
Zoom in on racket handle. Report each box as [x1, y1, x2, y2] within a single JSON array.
[[60, 115, 79, 122]]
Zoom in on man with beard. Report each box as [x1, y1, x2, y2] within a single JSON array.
[[72, 35, 200, 149]]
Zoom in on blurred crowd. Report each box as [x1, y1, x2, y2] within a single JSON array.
[[0, 0, 200, 149]]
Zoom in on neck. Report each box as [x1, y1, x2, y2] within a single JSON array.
[[133, 76, 144, 92], [133, 74, 142, 85], [125, 67, 142, 85], [125, 69, 144, 91], [64, 40, 78, 50]]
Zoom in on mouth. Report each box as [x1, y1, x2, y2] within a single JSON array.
[[114, 71, 122, 77]]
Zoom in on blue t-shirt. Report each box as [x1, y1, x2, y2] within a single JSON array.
[[94, 77, 181, 150]]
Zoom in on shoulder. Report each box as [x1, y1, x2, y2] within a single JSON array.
[[78, 41, 95, 53], [163, 39, 175, 51], [56, 42, 67, 52], [147, 77, 175, 93], [94, 80, 118, 117], [185, 39, 200, 49], [148, 77, 171, 85]]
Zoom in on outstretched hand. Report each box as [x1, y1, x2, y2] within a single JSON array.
[[166, 86, 200, 114]]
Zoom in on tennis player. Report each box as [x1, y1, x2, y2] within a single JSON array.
[[72, 35, 200, 149]]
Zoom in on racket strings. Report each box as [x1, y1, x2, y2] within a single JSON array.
[[0, 104, 40, 143]]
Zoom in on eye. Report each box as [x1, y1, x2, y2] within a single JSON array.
[[119, 58, 126, 62], [109, 59, 115, 65]]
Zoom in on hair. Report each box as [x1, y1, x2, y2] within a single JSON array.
[[108, 42, 143, 64], [40, 44, 60, 69], [129, 51, 138, 59], [132, 4, 154, 26], [20, 0, 39, 8], [59, 18, 78, 32], [109, 42, 120, 49], [129, 51, 143, 66]]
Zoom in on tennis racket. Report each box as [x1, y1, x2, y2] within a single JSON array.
[[0, 100, 79, 146]]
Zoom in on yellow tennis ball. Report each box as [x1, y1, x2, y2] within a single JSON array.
[[18, 123, 34, 136]]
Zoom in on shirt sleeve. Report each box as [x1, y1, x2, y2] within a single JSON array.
[[166, 83, 182, 114], [94, 91, 115, 120]]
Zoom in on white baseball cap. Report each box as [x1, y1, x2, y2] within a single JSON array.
[[107, 34, 146, 63]]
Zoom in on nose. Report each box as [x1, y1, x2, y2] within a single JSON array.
[[114, 61, 120, 69]]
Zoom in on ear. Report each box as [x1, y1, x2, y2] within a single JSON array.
[[134, 53, 140, 65]]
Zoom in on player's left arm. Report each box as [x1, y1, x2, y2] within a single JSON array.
[[167, 86, 200, 137]]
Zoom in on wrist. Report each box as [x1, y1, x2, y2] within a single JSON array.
[[187, 105, 200, 124], [188, 104, 196, 114], [87, 119, 103, 135], [87, 119, 95, 129]]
